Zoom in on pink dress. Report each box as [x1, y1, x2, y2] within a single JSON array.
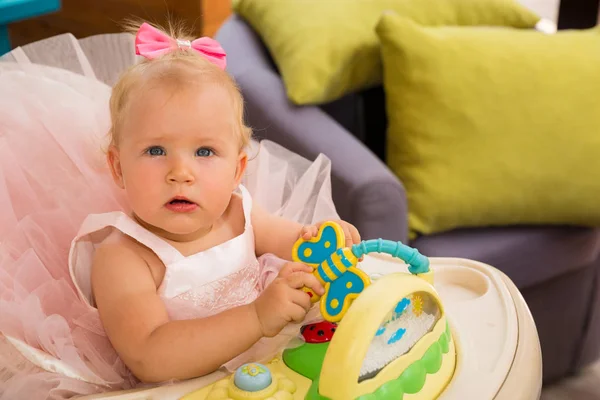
[[0, 56, 337, 399]]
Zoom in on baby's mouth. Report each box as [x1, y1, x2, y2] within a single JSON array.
[[165, 197, 198, 213], [169, 199, 194, 204], [167, 197, 196, 206]]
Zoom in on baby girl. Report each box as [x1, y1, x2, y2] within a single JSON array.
[[0, 19, 360, 400], [70, 21, 361, 384]]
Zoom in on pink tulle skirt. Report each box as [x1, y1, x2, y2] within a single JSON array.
[[0, 57, 337, 398]]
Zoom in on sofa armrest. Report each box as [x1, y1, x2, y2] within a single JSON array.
[[216, 16, 409, 242]]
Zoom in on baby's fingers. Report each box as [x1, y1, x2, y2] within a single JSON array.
[[279, 262, 313, 278], [342, 223, 361, 249], [288, 303, 309, 324], [348, 224, 361, 245], [286, 272, 324, 296], [303, 274, 325, 296], [301, 225, 319, 239], [290, 288, 312, 312]]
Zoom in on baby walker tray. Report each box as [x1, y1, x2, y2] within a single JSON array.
[[17, 222, 543, 400]]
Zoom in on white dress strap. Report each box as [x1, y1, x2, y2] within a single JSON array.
[[69, 211, 184, 306], [75, 212, 184, 264]]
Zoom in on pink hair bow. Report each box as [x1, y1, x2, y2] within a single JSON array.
[[135, 22, 227, 69]]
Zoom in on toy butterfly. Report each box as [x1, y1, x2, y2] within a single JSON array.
[[292, 222, 371, 322]]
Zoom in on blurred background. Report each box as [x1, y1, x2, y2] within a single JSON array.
[[3, 0, 598, 49], [4, 0, 230, 48]]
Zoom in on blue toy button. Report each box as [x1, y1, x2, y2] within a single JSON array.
[[233, 363, 272, 392]]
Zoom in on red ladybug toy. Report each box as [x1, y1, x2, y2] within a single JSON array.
[[300, 321, 338, 344]]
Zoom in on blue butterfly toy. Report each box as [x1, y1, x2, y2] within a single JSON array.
[[292, 221, 430, 322]]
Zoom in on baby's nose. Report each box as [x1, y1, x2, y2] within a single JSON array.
[[167, 162, 195, 184], [168, 173, 193, 183]]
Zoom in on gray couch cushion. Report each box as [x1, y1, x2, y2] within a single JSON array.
[[412, 226, 600, 289], [217, 16, 410, 243]]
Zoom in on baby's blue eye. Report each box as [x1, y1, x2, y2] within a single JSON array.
[[196, 148, 214, 157], [146, 146, 165, 156]]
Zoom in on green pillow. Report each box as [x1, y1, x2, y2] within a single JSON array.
[[376, 13, 600, 237], [234, 0, 541, 105]]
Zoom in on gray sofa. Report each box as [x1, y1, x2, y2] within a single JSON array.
[[216, 15, 600, 384]]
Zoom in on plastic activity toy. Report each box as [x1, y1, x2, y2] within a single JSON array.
[[181, 221, 456, 400], [292, 221, 431, 322]]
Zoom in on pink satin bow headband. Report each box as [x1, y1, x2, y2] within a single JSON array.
[[134, 22, 227, 69]]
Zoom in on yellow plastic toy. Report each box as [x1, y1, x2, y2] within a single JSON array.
[[291, 221, 431, 322], [291, 221, 371, 322], [180, 222, 456, 400]]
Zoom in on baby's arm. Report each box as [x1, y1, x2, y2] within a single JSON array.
[[252, 203, 304, 260], [252, 204, 361, 260], [91, 242, 263, 383]]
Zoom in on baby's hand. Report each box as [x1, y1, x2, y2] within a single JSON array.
[[301, 220, 362, 249], [252, 262, 324, 337]]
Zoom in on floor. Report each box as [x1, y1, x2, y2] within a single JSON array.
[[541, 362, 600, 400]]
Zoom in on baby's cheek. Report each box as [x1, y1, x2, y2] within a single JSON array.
[[126, 167, 162, 201], [202, 162, 237, 188]]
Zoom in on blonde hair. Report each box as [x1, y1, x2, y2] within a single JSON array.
[[109, 19, 251, 149]]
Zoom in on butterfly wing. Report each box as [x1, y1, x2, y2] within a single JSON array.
[[320, 267, 370, 322], [292, 222, 344, 267]]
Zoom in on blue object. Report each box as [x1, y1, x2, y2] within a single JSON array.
[[376, 298, 410, 337], [294, 222, 429, 322], [394, 298, 411, 315], [233, 363, 272, 392], [388, 328, 407, 345], [294, 224, 341, 266], [352, 239, 430, 274], [0, 0, 62, 55], [294, 222, 370, 321], [324, 266, 367, 317]]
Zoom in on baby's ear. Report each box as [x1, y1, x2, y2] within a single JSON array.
[[107, 145, 125, 189], [233, 150, 248, 189]]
